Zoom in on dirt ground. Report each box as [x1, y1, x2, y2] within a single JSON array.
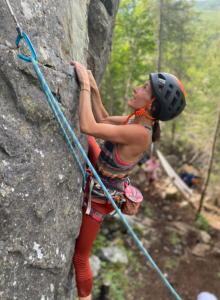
[[124, 175, 220, 300]]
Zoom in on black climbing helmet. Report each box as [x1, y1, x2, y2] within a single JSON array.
[[150, 73, 186, 121]]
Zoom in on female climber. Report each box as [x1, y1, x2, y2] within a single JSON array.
[[70, 60, 186, 300]]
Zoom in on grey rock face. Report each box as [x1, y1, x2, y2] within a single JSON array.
[[165, 155, 179, 168], [102, 213, 135, 233], [97, 246, 128, 265], [199, 230, 211, 244], [87, 0, 120, 86], [0, 0, 119, 299], [89, 255, 101, 278]]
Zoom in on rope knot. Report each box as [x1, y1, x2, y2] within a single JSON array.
[[136, 109, 146, 116]]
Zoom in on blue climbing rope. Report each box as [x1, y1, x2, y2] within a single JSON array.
[[29, 56, 86, 188], [4, 1, 182, 297]]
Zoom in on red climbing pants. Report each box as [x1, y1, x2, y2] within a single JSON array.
[[88, 135, 100, 168], [72, 136, 116, 297]]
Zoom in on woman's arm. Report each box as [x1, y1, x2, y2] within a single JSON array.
[[88, 70, 128, 125], [88, 70, 108, 122], [70, 61, 150, 147]]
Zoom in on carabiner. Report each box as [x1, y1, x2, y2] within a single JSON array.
[[16, 32, 37, 63]]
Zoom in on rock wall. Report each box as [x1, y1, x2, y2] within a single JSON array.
[[0, 0, 119, 299], [87, 0, 120, 86]]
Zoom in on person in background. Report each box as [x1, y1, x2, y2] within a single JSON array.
[[137, 151, 150, 166], [143, 155, 159, 195], [180, 170, 199, 188], [197, 292, 218, 300]]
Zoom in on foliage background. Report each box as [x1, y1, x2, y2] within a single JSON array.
[[100, 0, 220, 181]]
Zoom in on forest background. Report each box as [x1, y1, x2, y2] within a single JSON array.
[[100, 0, 220, 183]]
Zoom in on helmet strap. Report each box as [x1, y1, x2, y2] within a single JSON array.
[[124, 97, 156, 125]]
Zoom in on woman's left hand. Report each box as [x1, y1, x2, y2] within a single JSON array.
[[87, 70, 98, 92], [69, 61, 90, 88]]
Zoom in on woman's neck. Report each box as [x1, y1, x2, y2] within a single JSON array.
[[132, 114, 153, 127]]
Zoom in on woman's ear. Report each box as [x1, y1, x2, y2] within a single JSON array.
[[146, 104, 152, 111]]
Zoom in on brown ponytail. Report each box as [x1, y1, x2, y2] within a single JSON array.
[[152, 121, 161, 142], [151, 99, 161, 142]]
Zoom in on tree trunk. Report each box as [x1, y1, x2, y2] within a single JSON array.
[[158, 0, 164, 72], [170, 25, 183, 150], [109, 59, 113, 116], [123, 45, 135, 116], [99, 279, 111, 300], [122, 29, 145, 116], [197, 102, 220, 216], [178, 34, 183, 81], [171, 120, 176, 151]]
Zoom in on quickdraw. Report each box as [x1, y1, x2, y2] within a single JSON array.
[[4, 0, 23, 38]]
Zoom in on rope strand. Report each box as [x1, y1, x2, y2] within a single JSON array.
[[4, 0, 23, 37]]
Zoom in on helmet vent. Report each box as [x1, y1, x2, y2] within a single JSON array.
[[181, 99, 184, 106], [159, 74, 166, 80], [171, 96, 178, 107], [165, 90, 171, 101], [176, 106, 180, 113], [176, 90, 180, 98]]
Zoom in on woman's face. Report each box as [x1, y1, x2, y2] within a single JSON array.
[[128, 81, 153, 111], [151, 156, 157, 163]]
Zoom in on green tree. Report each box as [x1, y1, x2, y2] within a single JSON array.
[[100, 0, 156, 116], [157, 0, 198, 147], [100, 0, 220, 183]]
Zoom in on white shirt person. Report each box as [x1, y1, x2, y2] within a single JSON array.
[[197, 292, 218, 300]]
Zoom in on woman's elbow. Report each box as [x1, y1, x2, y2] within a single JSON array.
[[80, 121, 98, 135], [80, 125, 88, 134], [80, 124, 93, 135]]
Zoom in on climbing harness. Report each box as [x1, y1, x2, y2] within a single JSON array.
[[4, 2, 183, 300], [84, 172, 128, 216]]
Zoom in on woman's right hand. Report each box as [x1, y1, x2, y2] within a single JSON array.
[[69, 61, 90, 88]]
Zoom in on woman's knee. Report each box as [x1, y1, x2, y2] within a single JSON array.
[[73, 251, 90, 269], [73, 252, 86, 266]]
